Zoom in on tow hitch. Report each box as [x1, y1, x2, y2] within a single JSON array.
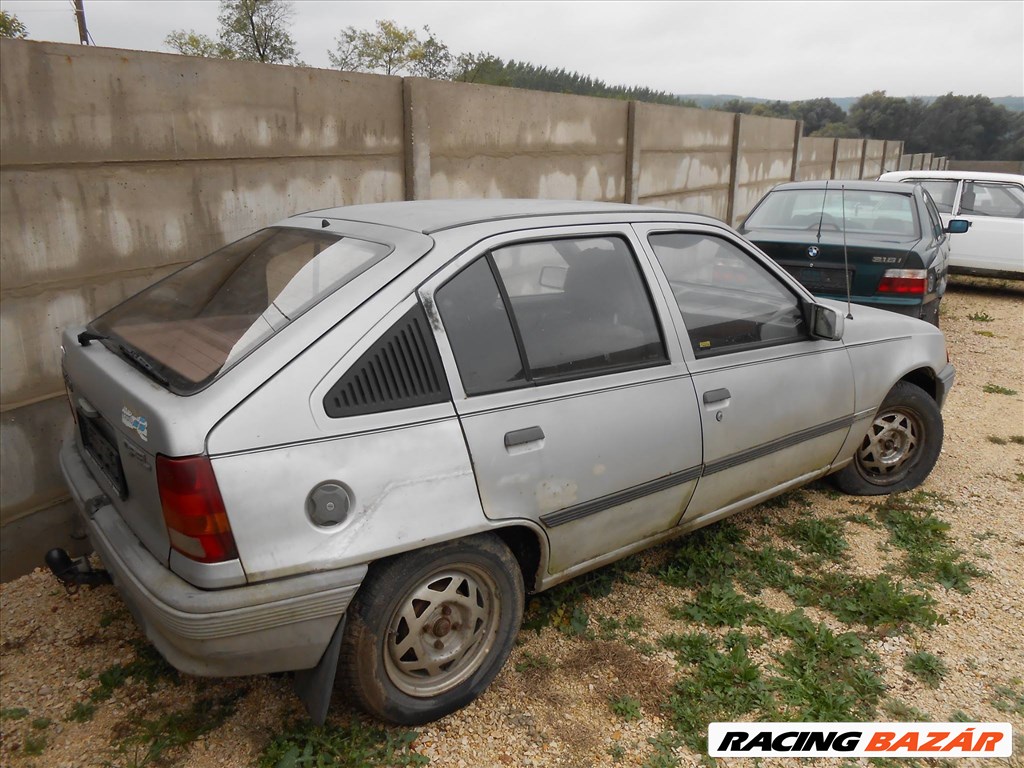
[[45, 548, 112, 593]]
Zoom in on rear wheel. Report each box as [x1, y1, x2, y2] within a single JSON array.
[[338, 534, 524, 725], [832, 381, 943, 495]]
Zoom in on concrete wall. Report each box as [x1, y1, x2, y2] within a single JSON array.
[[0, 38, 926, 579], [949, 160, 1024, 174], [633, 103, 736, 220]]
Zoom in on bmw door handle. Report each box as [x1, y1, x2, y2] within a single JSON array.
[[702, 388, 731, 405], [504, 426, 545, 448]]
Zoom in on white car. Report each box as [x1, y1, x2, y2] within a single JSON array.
[[878, 170, 1024, 279]]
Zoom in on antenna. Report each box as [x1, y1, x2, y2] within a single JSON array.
[[816, 180, 828, 243], [840, 184, 853, 319]]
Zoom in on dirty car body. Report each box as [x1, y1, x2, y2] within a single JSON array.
[[58, 200, 955, 725], [739, 180, 971, 325]]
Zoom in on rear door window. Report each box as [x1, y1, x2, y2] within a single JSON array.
[[436, 236, 667, 394], [961, 181, 1024, 219]]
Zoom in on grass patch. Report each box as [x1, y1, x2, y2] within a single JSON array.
[[871, 492, 984, 593], [904, 651, 947, 687], [522, 556, 639, 634], [513, 651, 552, 673], [113, 690, 245, 767], [656, 521, 747, 589], [991, 680, 1024, 716], [884, 699, 932, 720], [782, 516, 849, 561], [66, 701, 96, 723], [973, 330, 996, 337], [673, 582, 763, 627], [22, 734, 46, 756], [967, 311, 995, 322], [609, 694, 643, 721], [1, 707, 29, 720], [259, 719, 427, 768], [983, 383, 1018, 395]]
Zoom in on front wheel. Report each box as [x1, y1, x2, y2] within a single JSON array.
[[832, 381, 943, 495], [337, 534, 524, 725]]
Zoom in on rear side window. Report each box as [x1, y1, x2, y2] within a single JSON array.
[[649, 233, 807, 357], [961, 181, 1024, 219], [911, 179, 959, 214], [437, 236, 667, 395]]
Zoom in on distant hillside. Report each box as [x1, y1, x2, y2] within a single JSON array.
[[678, 94, 1023, 113]]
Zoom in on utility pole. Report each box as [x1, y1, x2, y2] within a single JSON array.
[[73, 0, 90, 45]]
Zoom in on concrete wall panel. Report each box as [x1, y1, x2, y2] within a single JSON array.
[[1, 157, 403, 292], [0, 398, 74, 524], [834, 138, 864, 180], [797, 137, 836, 181], [634, 103, 734, 219], [733, 114, 797, 224], [863, 140, 886, 179], [418, 79, 628, 201], [0, 41, 404, 166]]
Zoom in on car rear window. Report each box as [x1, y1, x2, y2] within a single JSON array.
[[745, 189, 920, 238], [91, 227, 391, 393]]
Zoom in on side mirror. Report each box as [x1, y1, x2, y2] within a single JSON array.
[[945, 219, 971, 234], [809, 303, 844, 341]]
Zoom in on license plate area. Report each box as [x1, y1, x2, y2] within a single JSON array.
[[789, 266, 853, 294], [79, 413, 128, 499]]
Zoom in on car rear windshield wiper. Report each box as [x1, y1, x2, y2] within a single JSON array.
[[118, 344, 170, 387], [77, 329, 109, 346]]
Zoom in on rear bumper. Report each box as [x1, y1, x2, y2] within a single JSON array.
[[59, 439, 366, 677]]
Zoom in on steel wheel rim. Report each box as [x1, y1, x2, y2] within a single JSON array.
[[383, 565, 501, 698], [855, 406, 924, 485]]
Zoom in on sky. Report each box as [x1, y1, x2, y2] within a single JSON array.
[[2, 0, 1022, 101]]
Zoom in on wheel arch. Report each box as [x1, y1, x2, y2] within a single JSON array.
[[900, 366, 939, 401]]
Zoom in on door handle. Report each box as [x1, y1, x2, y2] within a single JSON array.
[[702, 388, 731, 405], [504, 426, 545, 448]]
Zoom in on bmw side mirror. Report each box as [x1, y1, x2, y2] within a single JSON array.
[[810, 303, 844, 341], [945, 219, 971, 234]]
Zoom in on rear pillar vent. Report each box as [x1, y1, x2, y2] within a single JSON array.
[[323, 304, 450, 418]]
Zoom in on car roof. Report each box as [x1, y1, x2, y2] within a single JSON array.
[[768, 180, 917, 194], [292, 199, 713, 234], [879, 170, 1024, 183]]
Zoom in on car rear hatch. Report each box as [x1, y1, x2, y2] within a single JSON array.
[[748, 233, 918, 300]]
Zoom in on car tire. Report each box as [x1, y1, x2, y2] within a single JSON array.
[[337, 533, 524, 725], [832, 380, 943, 496]]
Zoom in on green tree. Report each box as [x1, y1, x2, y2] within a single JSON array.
[[811, 121, 861, 138], [217, 0, 298, 64], [917, 94, 1019, 159], [409, 26, 453, 79], [329, 19, 419, 75], [791, 98, 846, 135], [848, 91, 926, 142], [164, 29, 235, 59], [0, 10, 28, 38]]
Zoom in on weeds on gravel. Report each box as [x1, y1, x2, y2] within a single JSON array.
[[514, 651, 552, 673], [522, 556, 640, 635], [884, 699, 932, 720], [904, 651, 948, 687], [112, 689, 246, 768], [871, 491, 984, 593], [974, 330, 996, 337], [609, 694, 643, 721], [0, 707, 29, 720], [983, 383, 1018, 395], [66, 702, 96, 723], [988, 435, 1008, 444], [642, 730, 683, 767], [1011, 435, 1024, 444], [990, 679, 1024, 716], [782, 516, 849, 561], [967, 311, 996, 322], [259, 718, 427, 768]]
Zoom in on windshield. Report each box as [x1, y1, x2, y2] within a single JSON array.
[[745, 189, 920, 238], [91, 227, 391, 393]]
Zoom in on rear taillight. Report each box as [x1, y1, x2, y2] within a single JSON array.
[[878, 269, 927, 295], [156, 455, 238, 564]]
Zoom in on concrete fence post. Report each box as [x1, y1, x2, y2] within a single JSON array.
[[790, 120, 803, 181], [625, 101, 640, 204], [830, 139, 840, 179], [858, 139, 869, 179], [403, 78, 431, 201], [726, 113, 743, 226]]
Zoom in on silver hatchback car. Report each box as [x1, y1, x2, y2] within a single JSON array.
[[57, 200, 954, 725]]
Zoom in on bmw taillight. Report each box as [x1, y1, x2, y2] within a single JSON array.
[[156, 455, 238, 564], [878, 269, 927, 295]]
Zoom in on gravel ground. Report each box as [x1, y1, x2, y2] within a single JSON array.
[[1, 277, 1022, 768]]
